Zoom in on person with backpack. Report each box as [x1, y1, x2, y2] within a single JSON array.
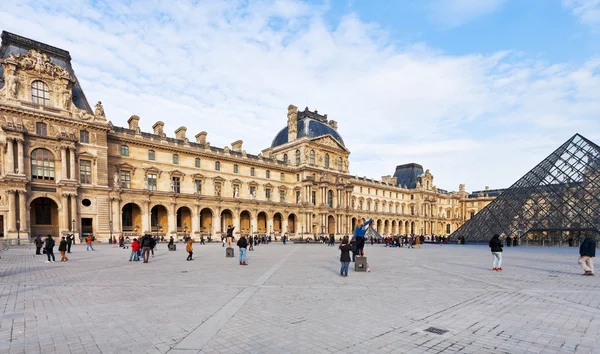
[[489, 234, 503, 271], [140, 234, 153, 263], [339, 236, 351, 277], [237, 234, 248, 265], [44, 235, 56, 263]]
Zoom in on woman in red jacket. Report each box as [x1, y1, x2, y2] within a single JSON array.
[[129, 238, 140, 262]]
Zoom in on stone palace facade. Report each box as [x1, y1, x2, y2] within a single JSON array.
[[0, 31, 495, 241]]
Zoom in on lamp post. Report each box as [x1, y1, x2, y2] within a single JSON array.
[[16, 220, 20, 245], [301, 225, 304, 240], [109, 221, 113, 244]]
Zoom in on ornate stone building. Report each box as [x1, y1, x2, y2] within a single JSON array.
[[0, 31, 494, 241]]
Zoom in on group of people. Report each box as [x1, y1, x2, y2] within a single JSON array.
[[384, 235, 423, 248], [34, 234, 72, 262], [128, 234, 157, 263]]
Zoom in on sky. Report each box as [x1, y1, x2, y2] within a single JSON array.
[[1, 0, 600, 192]]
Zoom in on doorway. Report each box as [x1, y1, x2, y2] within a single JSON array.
[[81, 218, 93, 238]]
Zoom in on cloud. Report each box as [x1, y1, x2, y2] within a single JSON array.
[[563, 0, 600, 26], [0, 0, 599, 192], [427, 0, 508, 28]]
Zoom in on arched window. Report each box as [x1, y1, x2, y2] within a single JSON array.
[[31, 148, 55, 181], [31, 81, 50, 106], [338, 157, 343, 171], [234, 164, 239, 173], [195, 157, 201, 168], [324, 154, 329, 168], [309, 150, 315, 165], [215, 161, 221, 171], [327, 190, 333, 208], [295, 150, 300, 165]]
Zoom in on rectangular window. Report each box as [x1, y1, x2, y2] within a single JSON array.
[[296, 174, 300, 182], [195, 158, 201, 168], [194, 180, 202, 194], [215, 161, 220, 171], [312, 191, 316, 205], [266, 170, 270, 179], [234, 164, 239, 173], [79, 160, 92, 184], [121, 145, 129, 157], [171, 177, 180, 193], [280, 173, 284, 181], [173, 154, 179, 164], [148, 173, 157, 191], [120, 171, 131, 188], [280, 189, 286, 203], [266, 188, 271, 201], [36, 122, 47, 136], [148, 150, 155, 161], [80, 130, 90, 144], [250, 168, 255, 176]]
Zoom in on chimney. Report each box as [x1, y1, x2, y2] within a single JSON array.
[[175, 126, 187, 141], [485, 186, 489, 191], [287, 104, 298, 142], [127, 115, 140, 130], [328, 120, 338, 130], [195, 131, 207, 145], [231, 140, 243, 152], [152, 121, 165, 137]]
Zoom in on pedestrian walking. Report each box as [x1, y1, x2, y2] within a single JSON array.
[[200, 236, 205, 245], [129, 238, 140, 262], [168, 236, 175, 251], [44, 235, 56, 263], [489, 234, 503, 271], [112, 236, 117, 248], [186, 238, 194, 261], [579, 233, 596, 276], [248, 235, 254, 251], [416, 235, 421, 248], [86, 235, 94, 251], [151, 236, 157, 257], [222, 235, 226, 247], [339, 236, 351, 277], [119, 235, 124, 248], [141, 234, 153, 263], [34, 235, 43, 255], [58, 236, 69, 261], [237, 234, 248, 265]]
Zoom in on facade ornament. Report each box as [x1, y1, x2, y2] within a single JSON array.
[[3, 50, 73, 80], [62, 88, 72, 109], [170, 180, 175, 192], [94, 101, 105, 117], [234, 185, 239, 198], [113, 173, 119, 188], [214, 183, 222, 197], [143, 177, 148, 190], [5, 73, 18, 98], [74, 108, 94, 121]]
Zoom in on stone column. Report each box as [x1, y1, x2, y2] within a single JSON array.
[[60, 194, 69, 233], [192, 205, 200, 235], [16, 139, 24, 175], [70, 195, 78, 234], [112, 198, 121, 232], [7, 191, 16, 231], [18, 190, 26, 232], [233, 211, 240, 237], [169, 202, 177, 237], [6, 138, 14, 174], [250, 214, 258, 234], [282, 218, 288, 235], [60, 147, 68, 181], [69, 148, 76, 181], [212, 213, 220, 238], [141, 201, 150, 234]]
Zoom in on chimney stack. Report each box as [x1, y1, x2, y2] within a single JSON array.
[[195, 131, 208, 145], [287, 104, 298, 142], [231, 140, 243, 152], [127, 115, 140, 131], [152, 121, 165, 137], [328, 120, 338, 130], [175, 126, 187, 141]]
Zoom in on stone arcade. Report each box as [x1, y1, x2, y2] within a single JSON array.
[[0, 31, 494, 242]]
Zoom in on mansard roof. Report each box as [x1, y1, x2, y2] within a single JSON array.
[[0, 31, 93, 114]]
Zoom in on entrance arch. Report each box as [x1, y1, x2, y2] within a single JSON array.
[[273, 213, 283, 232], [327, 215, 335, 235], [30, 197, 59, 237], [410, 221, 415, 234], [122, 202, 142, 233], [177, 206, 192, 233], [384, 220, 390, 235], [287, 213, 296, 233], [240, 211, 251, 233], [151, 205, 168, 235], [200, 208, 212, 234], [351, 217, 357, 233], [376, 219, 382, 234], [221, 209, 233, 233], [391, 220, 396, 235], [257, 212, 267, 233]]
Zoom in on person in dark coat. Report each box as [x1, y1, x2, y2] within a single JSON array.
[[339, 236, 351, 277], [66, 234, 73, 253], [34, 236, 43, 255], [140, 234, 153, 263], [489, 234, 503, 271], [237, 235, 248, 265], [58, 237, 69, 261], [579, 233, 596, 276], [44, 235, 56, 263]]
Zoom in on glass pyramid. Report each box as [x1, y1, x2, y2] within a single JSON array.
[[451, 134, 600, 244]]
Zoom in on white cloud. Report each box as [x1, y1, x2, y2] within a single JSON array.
[[0, 0, 599, 192], [427, 0, 508, 28], [563, 0, 600, 26]]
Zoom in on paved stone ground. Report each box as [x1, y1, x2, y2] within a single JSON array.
[[0, 242, 599, 354]]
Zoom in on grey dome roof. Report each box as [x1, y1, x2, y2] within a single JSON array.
[[271, 110, 345, 148]]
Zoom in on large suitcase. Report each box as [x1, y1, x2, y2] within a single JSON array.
[[226, 247, 235, 257], [355, 256, 367, 272]]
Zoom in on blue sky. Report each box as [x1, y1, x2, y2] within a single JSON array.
[[1, 0, 599, 191]]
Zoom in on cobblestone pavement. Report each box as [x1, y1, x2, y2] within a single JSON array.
[[1, 242, 599, 354]]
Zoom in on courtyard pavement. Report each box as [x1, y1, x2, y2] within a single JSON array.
[[0, 241, 599, 354]]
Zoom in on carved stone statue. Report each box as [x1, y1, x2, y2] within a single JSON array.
[[170, 180, 175, 192], [94, 101, 105, 117], [5, 74, 18, 98], [215, 183, 221, 197], [143, 177, 148, 190], [343, 158, 349, 171], [62, 88, 72, 109], [234, 186, 239, 198], [113, 173, 119, 187]]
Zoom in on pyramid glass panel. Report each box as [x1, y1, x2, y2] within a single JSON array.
[[451, 134, 600, 244]]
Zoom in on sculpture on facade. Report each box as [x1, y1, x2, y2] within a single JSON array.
[[234, 186, 239, 198], [215, 183, 221, 197], [113, 173, 119, 188], [170, 180, 175, 192], [95, 101, 105, 117], [5, 73, 18, 98], [62, 88, 72, 109], [143, 177, 148, 190], [4, 50, 72, 80]]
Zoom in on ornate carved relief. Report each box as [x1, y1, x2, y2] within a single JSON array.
[[2, 50, 73, 80]]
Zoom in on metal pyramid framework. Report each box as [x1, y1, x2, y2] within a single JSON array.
[[451, 134, 600, 243]]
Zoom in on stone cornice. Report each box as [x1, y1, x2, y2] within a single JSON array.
[[0, 104, 109, 131]]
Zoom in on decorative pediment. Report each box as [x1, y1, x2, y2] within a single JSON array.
[[79, 151, 97, 164], [311, 135, 347, 151], [117, 163, 137, 175], [264, 183, 273, 189], [2, 50, 74, 81], [230, 178, 243, 186], [248, 181, 259, 187], [169, 169, 186, 181], [191, 173, 206, 180], [213, 176, 225, 182], [278, 185, 287, 191], [143, 166, 162, 177]]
